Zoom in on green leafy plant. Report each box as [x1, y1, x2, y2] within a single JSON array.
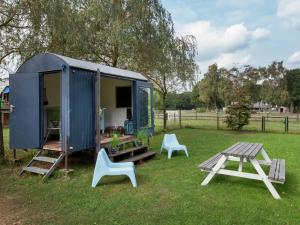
[[110, 133, 121, 150], [136, 129, 148, 146]]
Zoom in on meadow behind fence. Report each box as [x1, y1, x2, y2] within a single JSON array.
[[154, 110, 300, 134]]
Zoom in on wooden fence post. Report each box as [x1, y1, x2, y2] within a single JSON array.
[[64, 136, 69, 171], [261, 116, 265, 132], [216, 110, 219, 130], [179, 109, 182, 128], [285, 117, 289, 133]]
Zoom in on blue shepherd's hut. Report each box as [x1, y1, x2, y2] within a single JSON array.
[[9, 53, 154, 178]]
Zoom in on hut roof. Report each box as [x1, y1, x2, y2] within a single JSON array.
[[17, 53, 148, 81]]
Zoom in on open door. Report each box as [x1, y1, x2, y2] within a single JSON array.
[[133, 81, 154, 134], [9, 73, 41, 149]]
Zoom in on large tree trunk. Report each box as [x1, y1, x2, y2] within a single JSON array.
[[112, 45, 118, 67], [162, 93, 167, 130], [0, 112, 4, 159]]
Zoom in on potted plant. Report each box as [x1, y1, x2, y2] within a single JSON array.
[[136, 129, 148, 147], [109, 133, 121, 154]]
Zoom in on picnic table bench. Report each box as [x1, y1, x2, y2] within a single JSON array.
[[199, 142, 285, 199]]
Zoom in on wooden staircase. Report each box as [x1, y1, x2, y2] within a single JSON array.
[[20, 136, 156, 180], [106, 136, 156, 163], [20, 148, 64, 180]]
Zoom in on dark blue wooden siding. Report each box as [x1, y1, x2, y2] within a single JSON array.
[[69, 68, 96, 151]]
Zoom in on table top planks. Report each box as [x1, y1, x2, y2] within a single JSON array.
[[222, 142, 263, 159]]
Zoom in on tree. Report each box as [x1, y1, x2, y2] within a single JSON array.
[[0, 0, 30, 158], [224, 80, 251, 130], [198, 64, 233, 109], [0, 0, 28, 69], [154, 91, 197, 110], [240, 65, 263, 103], [137, 30, 198, 130], [260, 61, 288, 107], [175, 92, 194, 110], [191, 84, 201, 108], [4, 0, 197, 131], [286, 69, 300, 115], [165, 92, 177, 110]]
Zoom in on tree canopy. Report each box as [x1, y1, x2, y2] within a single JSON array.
[[1, 0, 198, 130], [196, 61, 296, 111]]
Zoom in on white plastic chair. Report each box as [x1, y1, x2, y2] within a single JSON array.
[[160, 134, 189, 159], [92, 149, 137, 188]]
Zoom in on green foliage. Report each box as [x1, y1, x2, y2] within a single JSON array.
[[191, 83, 202, 108], [224, 83, 251, 130], [136, 129, 148, 142], [110, 133, 120, 149], [175, 92, 194, 109], [286, 69, 300, 109], [1, 0, 198, 131], [225, 104, 251, 130], [165, 92, 178, 109], [196, 61, 293, 111], [260, 62, 288, 106], [154, 91, 197, 110], [198, 64, 228, 109]]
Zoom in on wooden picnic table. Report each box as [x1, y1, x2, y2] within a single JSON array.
[[199, 142, 285, 199]]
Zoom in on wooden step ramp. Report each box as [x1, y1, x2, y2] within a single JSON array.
[[120, 151, 156, 163], [20, 150, 64, 180]]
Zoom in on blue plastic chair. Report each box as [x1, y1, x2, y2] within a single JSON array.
[[160, 134, 189, 159], [92, 149, 137, 188]]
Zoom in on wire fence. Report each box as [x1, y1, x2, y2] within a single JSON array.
[[154, 110, 300, 134]]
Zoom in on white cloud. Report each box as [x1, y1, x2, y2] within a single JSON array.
[[197, 52, 251, 74], [177, 21, 249, 60], [252, 28, 270, 40], [177, 20, 268, 73], [177, 21, 269, 61], [288, 51, 300, 64], [216, 53, 251, 68], [277, 0, 300, 29]]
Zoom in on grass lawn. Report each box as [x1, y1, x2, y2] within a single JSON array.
[[1, 128, 300, 224]]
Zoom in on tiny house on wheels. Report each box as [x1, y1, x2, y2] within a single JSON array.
[[10, 53, 155, 179]]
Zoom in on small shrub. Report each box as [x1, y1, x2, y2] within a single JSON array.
[[224, 104, 250, 130], [110, 133, 121, 150]]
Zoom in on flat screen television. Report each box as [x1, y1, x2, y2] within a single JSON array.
[[116, 86, 132, 108]]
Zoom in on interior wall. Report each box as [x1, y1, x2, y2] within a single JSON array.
[[43, 73, 60, 136], [100, 76, 132, 128], [44, 73, 60, 107]]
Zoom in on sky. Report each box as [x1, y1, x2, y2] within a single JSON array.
[[161, 0, 300, 75]]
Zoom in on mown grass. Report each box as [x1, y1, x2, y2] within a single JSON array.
[[1, 128, 300, 224]]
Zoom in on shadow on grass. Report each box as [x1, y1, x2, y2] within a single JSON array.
[[93, 174, 142, 187], [200, 170, 297, 199]]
